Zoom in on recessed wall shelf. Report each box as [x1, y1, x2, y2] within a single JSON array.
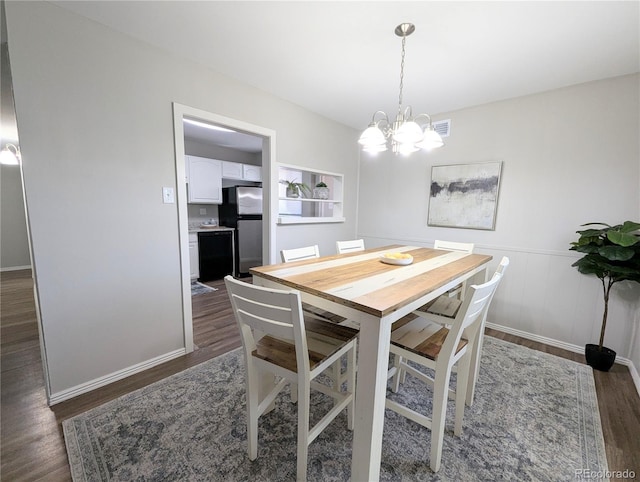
[[277, 164, 344, 225]]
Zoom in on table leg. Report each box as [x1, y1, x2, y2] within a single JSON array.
[[351, 315, 393, 482]]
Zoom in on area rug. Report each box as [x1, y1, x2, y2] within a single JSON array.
[[63, 337, 608, 481], [191, 281, 217, 296]]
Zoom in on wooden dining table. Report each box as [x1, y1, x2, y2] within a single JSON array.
[[250, 244, 493, 481]]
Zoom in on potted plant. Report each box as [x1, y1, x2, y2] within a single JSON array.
[[313, 181, 330, 200], [279, 179, 310, 198], [569, 221, 640, 371]]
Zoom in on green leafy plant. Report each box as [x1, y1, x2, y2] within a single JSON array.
[[315, 182, 328, 188], [279, 179, 311, 198], [570, 221, 640, 350]]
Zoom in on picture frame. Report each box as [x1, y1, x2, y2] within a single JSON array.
[[427, 161, 502, 230]]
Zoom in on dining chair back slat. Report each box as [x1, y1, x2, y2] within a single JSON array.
[[336, 239, 365, 254], [281, 245, 320, 263], [433, 240, 475, 253]]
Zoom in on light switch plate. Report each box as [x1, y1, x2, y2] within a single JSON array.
[[162, 187, 175, 204]]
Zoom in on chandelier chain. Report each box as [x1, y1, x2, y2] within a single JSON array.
[[398, 35, 406, 113]]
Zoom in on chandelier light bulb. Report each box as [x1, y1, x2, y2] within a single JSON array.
[[358, 124, 386, 147], [392, 121, 424, 145], [417, 127, 444, 150], [0, 144, 21, 165]]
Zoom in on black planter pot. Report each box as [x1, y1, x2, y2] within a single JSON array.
[[585, 344, 616, 372]]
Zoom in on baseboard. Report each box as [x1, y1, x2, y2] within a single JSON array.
[[48, 348, 186, 405], [486, 322, 640, 397], [628, 361, 640, 398], [0, 264, 31, 272]]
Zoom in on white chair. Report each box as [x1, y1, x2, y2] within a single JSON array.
[[404, 257, 509, 406], [336, 239, 365, 254], [225, 276, 358, 481], [281, 244, 356, 388], [411, 240, 474, 321], [280, 245, 320, 263], [432, 240, 475, 299], [386, 271, 504, 472]]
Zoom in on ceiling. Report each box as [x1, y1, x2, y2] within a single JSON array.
[[182, 119, 264, 153], [27, 2, 640, 151]]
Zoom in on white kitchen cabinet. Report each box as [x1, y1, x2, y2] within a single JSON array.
[[186, 155, 222, 204], [189, 233, 199, 279], [221, 161, 243, 180], [221, 160, 262, 182], [242, 164, 262, 182]]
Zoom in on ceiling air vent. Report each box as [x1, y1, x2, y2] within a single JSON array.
[[432, 119, 451, 138]]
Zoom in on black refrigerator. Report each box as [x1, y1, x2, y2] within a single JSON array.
[[219, 186, 263, 277]]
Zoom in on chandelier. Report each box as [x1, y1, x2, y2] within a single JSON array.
[[358, 23, 444, 155], [0, 144, 21, 165]]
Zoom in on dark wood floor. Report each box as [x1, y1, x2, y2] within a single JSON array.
[[1, 269, 638, 481]]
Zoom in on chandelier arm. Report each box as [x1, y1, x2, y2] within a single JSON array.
[[413, 113, 433, 127], [400, 106, 413, 121], [370, 110, 390, 123], [369, 111, 391, 133]]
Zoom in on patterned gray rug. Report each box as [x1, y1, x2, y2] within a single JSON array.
[[63, 337, 608, 481], [191, 281, 217, 296]]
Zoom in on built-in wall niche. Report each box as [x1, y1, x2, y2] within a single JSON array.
[[277, 164, 344, 224]]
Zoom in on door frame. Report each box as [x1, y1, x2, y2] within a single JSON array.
[[172, 103, 276, 352]]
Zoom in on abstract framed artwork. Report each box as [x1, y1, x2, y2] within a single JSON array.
[[427, 161, 502, 230]]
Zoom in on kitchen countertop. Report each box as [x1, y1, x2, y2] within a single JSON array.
[[189, 226, 234, 233]]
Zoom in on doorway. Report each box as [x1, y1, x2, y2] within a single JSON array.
[[172, 103, 276, 353]]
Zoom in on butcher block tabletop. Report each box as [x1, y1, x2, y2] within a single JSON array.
[[250, 245, 493, 317]]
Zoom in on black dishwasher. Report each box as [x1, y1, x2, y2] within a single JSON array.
[[198, 231, 234, 281]]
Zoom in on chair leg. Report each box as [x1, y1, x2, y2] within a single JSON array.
[[454, 354, 471, 436], [391, 354, 403, 393], [332, 360, 342, 398], [430, 368, 453, 472], [297, 381, 311, 482], [466, 332, 484, 407], [290, 382, 298, 403], [346, 344, 356, 430], [246, 364, 259, 460]]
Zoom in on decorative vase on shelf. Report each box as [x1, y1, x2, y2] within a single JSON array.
[[280, 179, 309, 199], [313, 183, 330, 200]]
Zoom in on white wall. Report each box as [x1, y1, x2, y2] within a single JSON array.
[[5, 1, 358, 400], [358, 74, 640, 361], [1, 39, 30, 271], [1, 163, 30, 269]]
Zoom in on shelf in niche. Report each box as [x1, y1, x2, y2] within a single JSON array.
[[277, 216, 346, 225], [279, 197, 341, 203]]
